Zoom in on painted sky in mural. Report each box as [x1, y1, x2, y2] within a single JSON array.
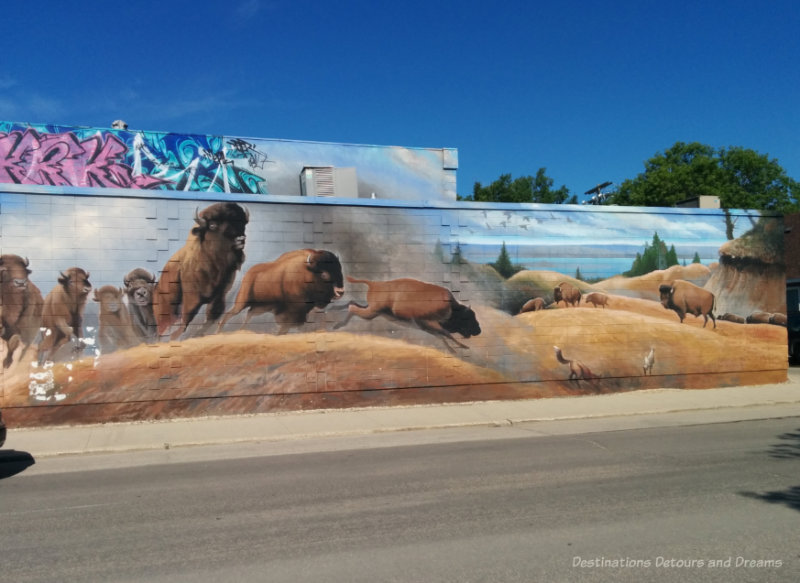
[[441, 205, 760, 279], [0, 191, 760, 295], [0, 122, 456, 200]]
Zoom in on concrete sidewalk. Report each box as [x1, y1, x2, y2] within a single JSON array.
[[7, 367, 800, 457]]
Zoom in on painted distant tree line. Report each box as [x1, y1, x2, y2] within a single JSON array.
[[463, 141, 799, 214], [485, 233, 702, 281]]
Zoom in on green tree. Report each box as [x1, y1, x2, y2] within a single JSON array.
[[607, 142, 799, 214], [489, 242, 524, 278], [692, 251, 702, 264], [461, 168, 577, 204], [451, 243, 466, 264], [625, 232, 680, 277], [575, 266, 583, 281], [666, 245, 679, 267]]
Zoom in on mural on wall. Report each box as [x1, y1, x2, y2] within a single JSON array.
[[0, 190, 787, 427], [0, 122, 457, 200]]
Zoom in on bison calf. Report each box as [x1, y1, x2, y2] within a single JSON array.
[[124, 268, 158, 343], [334, 276, 481, 353], [658, 280, 716, 329], [93, 286, 140, 353], [519, 297, 546, 314], [584, 291, 609, 308]]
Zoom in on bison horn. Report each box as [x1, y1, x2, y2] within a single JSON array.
[[193, 207, 208, 229], [243, 205, 250, 222], [23, 256, 30, 267]]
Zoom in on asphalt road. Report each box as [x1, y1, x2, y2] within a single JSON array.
[[1, 417, 799, 583]]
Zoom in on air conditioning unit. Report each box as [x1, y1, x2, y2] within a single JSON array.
[[300, 166, 358, 197]]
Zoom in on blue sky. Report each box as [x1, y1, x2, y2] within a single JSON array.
[[1, 0, 798, 202]]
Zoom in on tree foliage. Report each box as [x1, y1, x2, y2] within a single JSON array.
[[624, 232, 681, 277], [462, 168, 577, 204], [489, 242, 524, 278], [607, 142, 799, 213]]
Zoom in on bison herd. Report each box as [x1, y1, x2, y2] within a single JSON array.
[[0, 201, 790, 370], [517, 278, 787, 334], [0, 202, 483, 367]]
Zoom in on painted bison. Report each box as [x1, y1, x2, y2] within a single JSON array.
[[519, 297, 546, 314], [124, 268, 158, 343], [217, 249, 345, 334], [746, 311, 772, 324], [154, 202, 249, 340], [334, 277, 481, 353], [0, 254, 44, 368], [93, 285, 140, 353], [38, 267, 92, 363], [718, 312, 745, 324], [769, 313, 787, 327], [553, 282, 581, 307], [745, 311, 786, 326], [658, 280, 716, 328], [584, 291, 609, 308]]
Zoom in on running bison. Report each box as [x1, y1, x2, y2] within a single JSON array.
[[38, 267, 92, 363], [217, 248, 345, 334], [93, 285, 140, 353], [658, 280, 716, 329], [124, 268, 158, 343], [154, 202, 249, 340], [0, 254, 44, 368], [553, 282, 581, 307], [334, 277, 481, 353]]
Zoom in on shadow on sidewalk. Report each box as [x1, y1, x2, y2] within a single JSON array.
[[0, 450, 36, 479]]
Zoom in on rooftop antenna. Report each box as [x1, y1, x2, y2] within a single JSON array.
[[583, 181, 612, 205]]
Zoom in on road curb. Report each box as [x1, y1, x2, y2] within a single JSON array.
[[6, 373, 800, 457]]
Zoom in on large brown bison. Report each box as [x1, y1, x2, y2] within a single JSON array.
[[93, 285, 140, 353], [658, 280, 716, 328], [38, 267, 92, 363], [124, 268, 158, 343], [154, 202, 249, 340], [0, 254, 44, 368], [553, 281, 581, 307], [217, 249, 345, 334], [334, 276, 481, 353]]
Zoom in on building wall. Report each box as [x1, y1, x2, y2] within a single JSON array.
[[0, 185, 787, 427], [0, 121, 458, 201], [785, 213, 800, 282]]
